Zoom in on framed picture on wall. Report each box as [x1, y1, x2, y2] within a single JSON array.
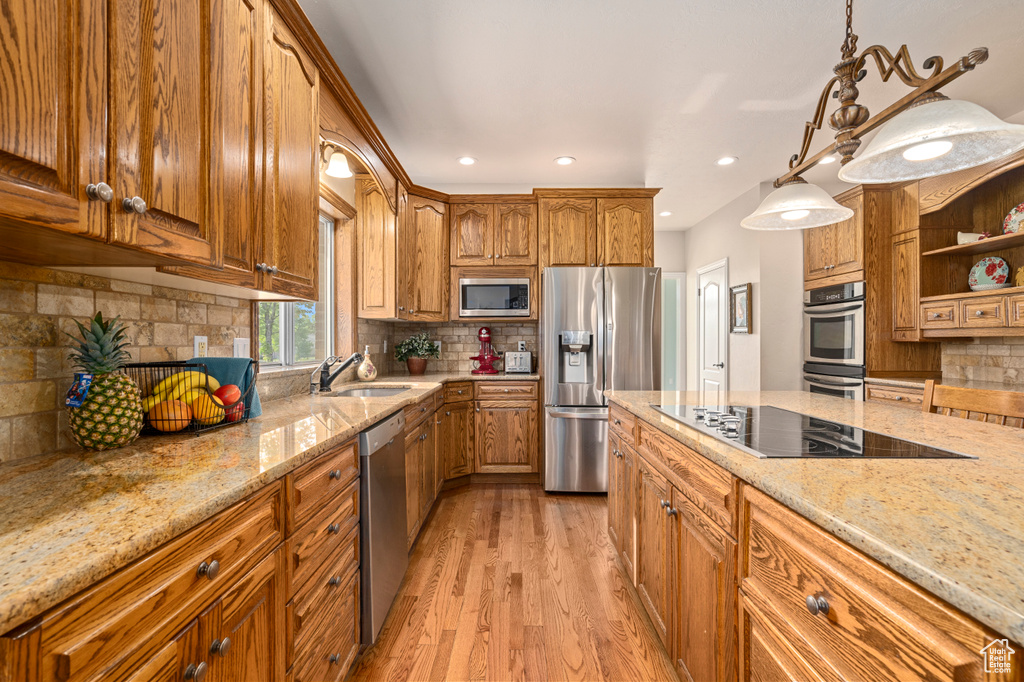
[[730, 283, 752, 334]]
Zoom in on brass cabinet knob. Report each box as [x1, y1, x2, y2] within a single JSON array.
[[805, 594, 830, 616], [185, 662, 208, 681], [85, 182, 113, 202], [122, 196, 147, 214], [210, 638, 231, 657], [197, 560, 220, 581]]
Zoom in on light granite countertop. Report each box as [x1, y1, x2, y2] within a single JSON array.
[[605, 390, 1024, 642], [865, 375, 1024, 392], [0, 373, 535, 636]]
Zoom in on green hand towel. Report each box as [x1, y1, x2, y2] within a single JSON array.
[[189, 357, 262, 419]]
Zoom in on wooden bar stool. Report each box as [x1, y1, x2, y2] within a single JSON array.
[[922, 380, 1024, 428]]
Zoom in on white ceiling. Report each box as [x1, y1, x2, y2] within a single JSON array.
[[297, 0, 1024, 229]]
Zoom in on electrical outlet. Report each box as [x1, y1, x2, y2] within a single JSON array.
[[194, 335, 208, 358], [434, 340, 442, 354], [233, 338, 250, 358], [518, 341, 527, 352]]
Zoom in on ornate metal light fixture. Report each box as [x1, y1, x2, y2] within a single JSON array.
[[744, 0, 1023, 230]]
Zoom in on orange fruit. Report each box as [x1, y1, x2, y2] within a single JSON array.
[[148, 400, 192, 432], [192, 394, 226, 426]]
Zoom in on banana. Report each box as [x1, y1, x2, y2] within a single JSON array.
[[180, 389, 204, 406], [165, 371, 221, 401], [142, 395, 162, 412]]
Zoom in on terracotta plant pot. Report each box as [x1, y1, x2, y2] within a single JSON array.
[[406, 357, 428, 376]]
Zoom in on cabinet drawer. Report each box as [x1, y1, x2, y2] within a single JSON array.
[[288, 523, 359, 662], [1010, 294, 1024, 327], [637, 423, 734, 534], [37, 483, 284, 682], [474, 381, 538, 400], [444, 381, 474, 402], [287, 479, 359, 597], [292, 569, 359, 682], [404, 397, 433, 430], [289, 438, 359, 531], [960, 295, 1006, 328], [609, 403, 637, 444], [865, 384, 924, 409], [920, 302, 957, 329], [434, 388, 445, 412], [740, 485, 996, 682]]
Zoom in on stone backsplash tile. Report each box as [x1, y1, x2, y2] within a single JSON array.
[[942, 338, 1024, 384], [0, 263, 252, 462]]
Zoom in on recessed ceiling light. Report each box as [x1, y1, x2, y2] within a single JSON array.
[[554, 156, 576, 165], [716, 156, 738, 166], [659, 211, 672, 217], [819, 155, 837, 165], [458, 156, 476, 165]]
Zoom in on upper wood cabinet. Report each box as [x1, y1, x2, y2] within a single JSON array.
[[803, 190, 864, 283], [539, 198, 597, 268], [450, 201, 537, 266], [405, 195, 449, 321], [357, 177, 397, 318], [260, 4, 319, 299], [597, 197, 653, 267]]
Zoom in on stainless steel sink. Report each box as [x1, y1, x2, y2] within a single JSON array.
[[329, 387, 409, 398]]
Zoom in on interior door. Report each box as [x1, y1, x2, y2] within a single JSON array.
[[697, 260, 728, 407], [495, 203, 537, 265]]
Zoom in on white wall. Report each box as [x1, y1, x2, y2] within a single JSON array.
[[653, 231, 686, 272], [681, 184, 804, 392]]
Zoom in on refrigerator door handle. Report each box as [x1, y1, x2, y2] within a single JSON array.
[[547, 409, 609, 419]]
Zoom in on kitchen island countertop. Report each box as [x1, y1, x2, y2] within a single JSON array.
[[605, 390, 1024, 642]]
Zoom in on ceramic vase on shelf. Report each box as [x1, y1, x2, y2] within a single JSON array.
[[357, 346, 377, 381]]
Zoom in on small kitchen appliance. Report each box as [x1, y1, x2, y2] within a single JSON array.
[[458, 277, 530, 318], [803, 281, 866, 400], [503, 350, 532, 374], [470, 327, 500, 375]]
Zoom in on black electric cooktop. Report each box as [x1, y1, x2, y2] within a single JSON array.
[[651, 404, 976, 459]]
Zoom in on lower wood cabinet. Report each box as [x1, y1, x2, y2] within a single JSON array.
[[865, 383, 925, 409], [636, 454, 671, 646], [474, 400, 538, 474], [404, 396, 442, 549], [442, 400, 474, 478]]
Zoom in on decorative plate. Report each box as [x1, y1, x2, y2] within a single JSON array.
[[1004, 202, 1024, 234], [968, 256, 1011, 291]]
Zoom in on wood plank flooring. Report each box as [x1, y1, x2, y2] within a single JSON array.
[[348, 484, 676, 682]]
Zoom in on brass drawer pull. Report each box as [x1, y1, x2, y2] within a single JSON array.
[[805, 594, 830, 616], [197, 560, 220, 581]]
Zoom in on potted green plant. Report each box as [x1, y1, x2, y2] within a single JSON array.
[[394, 331, 440, 376]]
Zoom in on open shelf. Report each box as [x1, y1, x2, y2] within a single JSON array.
[[922, 230, 1024, 257], [920, 285, 1024, 302]]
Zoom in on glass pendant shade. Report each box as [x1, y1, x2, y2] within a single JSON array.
[[838, 98, 1024, 183], [741, 180, 854, 230], [325, 149, 353, 178]]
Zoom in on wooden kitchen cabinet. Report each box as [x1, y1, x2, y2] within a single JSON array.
[[803, 190, 864, 283], [404, 424, 422, 548], [120, 633, 194, 682], [608, 433, 623, 553], [474, 400, 538, 474], [450, 202, 537, 266], [260, 3, 320, 299], [420, 415, 437, 522], [451, 203, 494, 265], [405, 195, 449, 321], [636, 454, 671, 646], [597, 197, 653, 267], [358, 177, 398, 318], [539, 197, 597, 268], [495, 203, 538, 265], [442, 400, 475, 478]]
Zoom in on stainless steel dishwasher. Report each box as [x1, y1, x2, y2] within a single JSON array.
[[359, 410, 408, 645]]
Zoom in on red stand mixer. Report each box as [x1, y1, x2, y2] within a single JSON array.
[[470, 327, 500, 375]]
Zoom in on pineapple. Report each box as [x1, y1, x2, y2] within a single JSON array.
[[66, 313, 144, 450]]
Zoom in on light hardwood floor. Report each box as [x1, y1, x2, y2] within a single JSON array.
[[349, 484, 676, 682]]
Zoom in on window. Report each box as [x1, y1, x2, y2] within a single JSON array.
[[258, 215, 335, 367]]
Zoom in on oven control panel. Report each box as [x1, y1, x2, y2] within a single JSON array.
[[804, 281, 865, 306]]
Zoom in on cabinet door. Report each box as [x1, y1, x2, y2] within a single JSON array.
[[405, 427, 421, 547], [420, 419, 436, 521], [802, 225, 836, 282], [892, 232, 921, 341], [607, 433, 622, 553], [539, 198, 596, 268], [620, 446, 637, 584], [495, 203, 537, 265], [357, 178, 397, 318], [0, 0, 106, 241], [597, 197, 652, 267], [408, 195, 449, 321], [395, 185, 411, 319], [261, 4, 319, 299], [474, 401, 537, 474], [109, 0, 218, 265], [122, 629, 195, 682], [434, 410, 445, 496], [443, 401, 474, 478], [450, 203, 493, 265], [637, 455, 670, 646], [740, 596, 827, 682], [213, 547, 286, 682], [831, 193, 864, 276], [671, 486, 737, 682]]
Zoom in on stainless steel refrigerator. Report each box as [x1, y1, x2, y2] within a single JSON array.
[[542, 267, 661, 492]]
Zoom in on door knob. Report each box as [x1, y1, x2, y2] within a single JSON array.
[[122, 196, 147, 214], [85, 182, 113, 202], [713, 362, 725, 369]]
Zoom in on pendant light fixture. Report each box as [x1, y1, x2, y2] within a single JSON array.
[[741, 178, 854, 230], [745, 0, 1007, 230]]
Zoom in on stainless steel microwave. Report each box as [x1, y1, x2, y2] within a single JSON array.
[[458, 278, 530, 317]]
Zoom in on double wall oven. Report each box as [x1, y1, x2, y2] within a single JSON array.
[[803, 281, 865, 400]]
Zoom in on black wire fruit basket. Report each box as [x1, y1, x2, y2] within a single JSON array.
[[124, 361, 257, 436]]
